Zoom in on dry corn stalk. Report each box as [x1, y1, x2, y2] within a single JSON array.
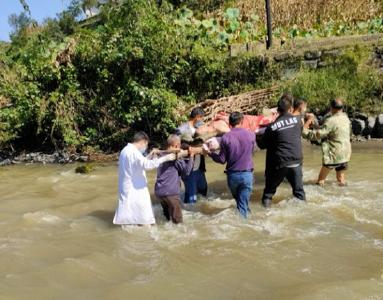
[[209, 0, 382, 29]]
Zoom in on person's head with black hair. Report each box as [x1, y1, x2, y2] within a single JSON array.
[[330, 98, 344, 114], [277, 93, 294, 114], [189, 107, 205, 127], [293, 97, 307, 115], [132, 131, 150, 154], [229, 112, 244, 128]]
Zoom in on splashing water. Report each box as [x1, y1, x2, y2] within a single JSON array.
[[0, 143, 382, 299]]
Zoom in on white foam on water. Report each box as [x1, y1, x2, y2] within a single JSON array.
[[23, 211, 63, 225], [121, 201, 255, 249], [0, 243, 8, 250], [120, 224, 156, 234], [198, 197, 236, 208], [207, 223, 241, 241], [59, 170, 76, 177], [100, 169, 383, 272], [373, 239, 383, 250], [349, 179, 382, 191], [302, 168, 318, 180], [353, 210, 383, 227], [5, 273, 18, 279], [153, 192, 339, 243], [36, 175, 61, 183], [296, 228, 331, 239], [259, 219, 289, 237], [108, 169, 383, 255]]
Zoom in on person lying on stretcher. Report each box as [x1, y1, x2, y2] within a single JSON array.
[[195, 108, 278, 141]]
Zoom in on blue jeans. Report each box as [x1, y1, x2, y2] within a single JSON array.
[[227, 171, 253, 218], [183, 169, 208, 204]]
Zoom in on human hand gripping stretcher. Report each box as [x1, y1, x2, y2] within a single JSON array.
[[147, 147, 202, 160]]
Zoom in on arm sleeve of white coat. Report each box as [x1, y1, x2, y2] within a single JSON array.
[[137, 153, 176, 171]]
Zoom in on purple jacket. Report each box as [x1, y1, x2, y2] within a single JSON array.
[[210, 127, 255, 172], [155, 158, 194, 197]]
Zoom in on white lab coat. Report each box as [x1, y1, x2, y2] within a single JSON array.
[[113, 143, 164, 225]]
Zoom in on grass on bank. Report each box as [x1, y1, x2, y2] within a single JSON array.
[[287, 49, 383, 114]]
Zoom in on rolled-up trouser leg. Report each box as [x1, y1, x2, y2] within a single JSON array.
[[286, 166, 306, 201]]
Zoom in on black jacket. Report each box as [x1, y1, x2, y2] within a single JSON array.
[[258, 113, 303, 169]]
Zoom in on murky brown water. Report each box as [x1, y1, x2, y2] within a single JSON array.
[[0, 142, 383, 300]]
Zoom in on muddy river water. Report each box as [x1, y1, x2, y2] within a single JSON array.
[[0, 142, 382, 300]]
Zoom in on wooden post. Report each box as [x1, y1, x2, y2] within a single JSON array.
[[265, 0, 273, 49]]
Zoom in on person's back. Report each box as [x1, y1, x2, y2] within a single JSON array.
[[118, 144, 145, 194], [219, 128, 255, 171], [303, 99, 352, 186], [155, 159, 193, 198], [322, 112, 351, 164], [259, 94, 306, 208], [263, 113, 303, 169], [207, 112, 255, 218]]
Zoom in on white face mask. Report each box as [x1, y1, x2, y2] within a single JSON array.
[[194, 120, 204, 128], [139, 146, 147, 154]]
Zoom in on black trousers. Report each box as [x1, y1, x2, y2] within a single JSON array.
[[262, 165, 306, 203]]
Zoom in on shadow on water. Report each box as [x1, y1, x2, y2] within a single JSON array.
[[88, 210, 115, 227]]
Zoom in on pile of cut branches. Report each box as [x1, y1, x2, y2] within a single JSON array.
[[187, 86, 279, 121]]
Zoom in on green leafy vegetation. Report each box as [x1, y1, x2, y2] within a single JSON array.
[[288, 50, 383, 113], [175, 7, 383, 44], [0, 0, 382, 154], [178, 0, 382, 31]]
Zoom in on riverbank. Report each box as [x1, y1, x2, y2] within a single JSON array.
[[0, 150, 119, 166], [1, 138, 383, 166], [2, 110, 383, 166]]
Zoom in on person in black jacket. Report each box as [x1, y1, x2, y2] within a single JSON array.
[[258, 94, 306, 208]]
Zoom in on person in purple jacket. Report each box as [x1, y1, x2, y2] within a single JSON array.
[[204, 112, 256, 218], [155, 134, 195, 224]]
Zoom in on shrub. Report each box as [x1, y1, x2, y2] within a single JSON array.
[[287, 50, 383, 113], [1, 0, 382, 153]]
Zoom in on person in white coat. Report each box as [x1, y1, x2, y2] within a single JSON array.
[[113, 131, 176, 226]]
